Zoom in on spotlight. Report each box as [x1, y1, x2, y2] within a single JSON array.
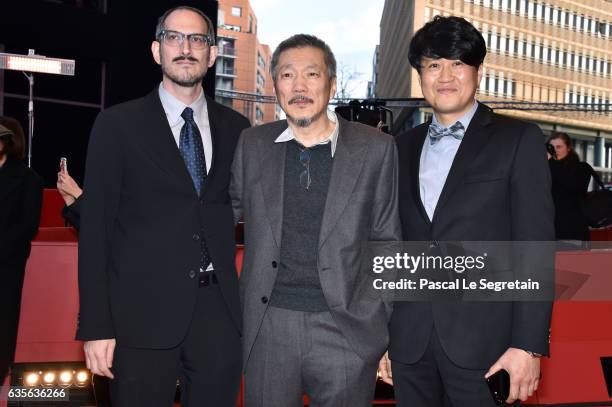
[[24, 372, 40, 387], [59, 370, 73, 387], [75, 370, 89, 387], [42, 371, 56, 386]]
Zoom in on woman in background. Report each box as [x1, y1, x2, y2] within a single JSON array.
[[0, 118, 43, 384], [547, 131, 594, 242]]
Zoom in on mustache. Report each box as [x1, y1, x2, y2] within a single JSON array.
[[172, 56, 199, 63], [289, 96, 314, 105]]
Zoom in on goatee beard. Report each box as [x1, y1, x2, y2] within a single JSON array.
[[160, 54, 206, 87], [286, 108, 326, 128]]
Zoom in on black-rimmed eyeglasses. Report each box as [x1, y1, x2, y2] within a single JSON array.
[[157, 30, 213, 49]]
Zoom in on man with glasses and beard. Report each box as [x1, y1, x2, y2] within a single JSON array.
[[230, 34, 401, 407], [78, 6, 249, 406]]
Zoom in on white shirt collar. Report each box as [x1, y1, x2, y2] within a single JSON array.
[[274, 109, 339, 157], [158, 82, 207, 127]]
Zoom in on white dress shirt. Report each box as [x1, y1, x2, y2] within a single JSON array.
[[419, 100, 479, 220], [158, 83, 213, 173], [274, 109, 340, 157], [158, 83, 214, 271]]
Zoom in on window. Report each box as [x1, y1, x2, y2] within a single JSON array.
[[257, 52, 266, 69], [231, 6, 242, 16], [256, 71, 265, 88], [224, 24, 241, 32]]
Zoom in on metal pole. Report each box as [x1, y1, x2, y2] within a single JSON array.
[[24, 72, 34, 168]]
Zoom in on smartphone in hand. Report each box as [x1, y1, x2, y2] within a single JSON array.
[[486, 369, 510, 405]]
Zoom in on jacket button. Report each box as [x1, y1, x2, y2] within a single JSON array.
[[272, 261, 277, 268], [192, 234, 200, 241], [189, 270, 196, 278], [261, 296, 268, 304]]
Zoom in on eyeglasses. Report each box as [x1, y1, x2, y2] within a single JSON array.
[[299, 148, 312, 190], [157, 30, 213, 50]]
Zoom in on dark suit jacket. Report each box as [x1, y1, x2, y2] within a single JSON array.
[[231, 117, 401, 368], [77, 89, 250, 348], [390, 103, 554, 369], [0, 157, 42, 381], [0, 157, 43, 267]]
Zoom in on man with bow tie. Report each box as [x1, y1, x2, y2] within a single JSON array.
[[378, 16, 555, 407]]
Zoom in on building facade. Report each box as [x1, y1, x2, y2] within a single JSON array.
[[216, 0, 278, 125], [374, 0, 612, 178]]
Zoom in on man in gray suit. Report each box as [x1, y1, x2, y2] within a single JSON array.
[[230, 34, 401, 407]]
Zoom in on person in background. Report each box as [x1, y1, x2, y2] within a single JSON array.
[[0, 119, 43, 384], [56, 165, 83, 229], [547, 131, 595, 242]]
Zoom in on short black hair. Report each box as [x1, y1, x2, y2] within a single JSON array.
[[409, 16, 486, 72], [270, 34, 336, 83], [155, 6, 215, 45]]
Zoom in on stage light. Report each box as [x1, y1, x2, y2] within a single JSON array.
[[0, 49, 75, 167], [42, 371, 56, 386], [75, 370, 89, 387], [24, 372, 40, 387], [59, 370, 73, 387], [0, 53, 75, 76]]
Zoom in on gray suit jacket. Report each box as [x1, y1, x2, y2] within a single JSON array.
[[230, 117, 401, 369]]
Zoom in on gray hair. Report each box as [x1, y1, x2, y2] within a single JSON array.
[[155, 6, 215, 45], [270, 34, 336, 83]]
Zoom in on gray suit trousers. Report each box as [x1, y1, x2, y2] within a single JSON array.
[[244, 306, 378, 407]]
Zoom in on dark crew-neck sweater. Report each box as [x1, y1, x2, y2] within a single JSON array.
[[269, 139, 334, 312]]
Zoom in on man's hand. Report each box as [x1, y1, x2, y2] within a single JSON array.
[[485, 347, 541, 404], [378, 351, 393, 385], [84, 339, 116, 378]]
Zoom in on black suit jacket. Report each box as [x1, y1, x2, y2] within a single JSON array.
[[77, 89, 250, 348], [0, 157, 42, 266], [390, 103, 554, 369]]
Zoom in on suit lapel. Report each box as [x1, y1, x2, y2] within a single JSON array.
[[258, 124, 288, 249], [140, 89, 195, 195], [318, 118, 368, 249], [411, 123, 431, 226], [432, 103, 493, 220], [202, 96, 220, 196]]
